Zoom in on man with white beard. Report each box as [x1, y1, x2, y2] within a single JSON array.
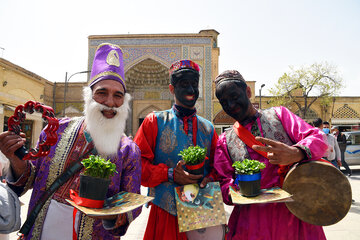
[[0, 43, 141, 239]]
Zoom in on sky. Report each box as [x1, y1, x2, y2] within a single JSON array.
[[1, 0, 359, 96]]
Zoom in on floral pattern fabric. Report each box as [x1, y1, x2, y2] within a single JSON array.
[[214, 106, 328, 240]]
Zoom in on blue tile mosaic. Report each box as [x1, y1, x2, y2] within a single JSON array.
[[204, 46, 212, 120], [89, 38, 211, 46], [182, 46, 188, 59], [122, 47, 180, 66]]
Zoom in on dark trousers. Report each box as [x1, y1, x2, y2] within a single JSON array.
[[340, 150, 352, 175]]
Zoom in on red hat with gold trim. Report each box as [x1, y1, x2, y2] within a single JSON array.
[[169, 59, 199, 76], [169, 60, 200, 85]]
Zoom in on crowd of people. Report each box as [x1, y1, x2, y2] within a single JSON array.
[[0, 43, 353, 240]]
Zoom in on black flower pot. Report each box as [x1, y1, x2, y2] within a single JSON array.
[[235, 172, 261, 197], [79, 175, 111, 201], [185, 160, 205, 176]]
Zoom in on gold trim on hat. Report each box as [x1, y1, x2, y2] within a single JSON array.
[[90, 71, 126, 88], [106, 50, 120, 67], [96, 42, 123, 52]]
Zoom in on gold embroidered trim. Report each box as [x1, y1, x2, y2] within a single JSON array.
[[47, 117, 83, 188], [126, 211, 134, 224], [77, 213, 95, 240], [21, 163, 36, 196], [96, 43, 123, 52], [159, 126, 177, 155], [30, 197, 52, 240], [30, 117, 83, 239], [106, 50, 120, 67], [89, 71, 125, 87]]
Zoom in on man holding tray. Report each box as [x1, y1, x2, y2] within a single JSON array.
[[134, 59, 219, 240], [0, 43, 141, 239], [213, 70, 328, 239]]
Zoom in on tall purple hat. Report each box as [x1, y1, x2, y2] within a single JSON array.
[[89, 43, 126, 92]]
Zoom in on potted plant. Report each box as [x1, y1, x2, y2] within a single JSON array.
[[178, 146, 207, 176], [232, 159, 266, 197], [79, 155, 118, 201]]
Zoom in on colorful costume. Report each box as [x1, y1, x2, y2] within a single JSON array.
[[214, 106, 328, 240], [8, 117, 141, 239], [134, 106, 218, 240]]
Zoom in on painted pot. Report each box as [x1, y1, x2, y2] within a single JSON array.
[[79, 175, 111, 201], [185, 160, 205, 176], [235, 172, 261, 197]]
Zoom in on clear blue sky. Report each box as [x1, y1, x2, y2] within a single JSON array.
[[1, 0, 359, 96]]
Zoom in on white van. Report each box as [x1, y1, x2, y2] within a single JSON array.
[[343, 131, 360, 165]]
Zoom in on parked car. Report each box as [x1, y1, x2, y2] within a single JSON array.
[[343, 131, 360, 166]]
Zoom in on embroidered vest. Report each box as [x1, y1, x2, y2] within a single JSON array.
[[150, 108, 214, 216], [226, 108, 294, 163], [30, 117, 96, 239]]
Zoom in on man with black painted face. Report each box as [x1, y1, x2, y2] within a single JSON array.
[[134, 60, 218, 240], [213, 70, 328, 240], [171, 70, 199, 108]]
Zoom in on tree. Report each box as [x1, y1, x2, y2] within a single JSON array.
[[269, 62, 343, 119]]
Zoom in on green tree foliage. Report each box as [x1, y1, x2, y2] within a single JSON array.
[[269, 62, 343, 119]]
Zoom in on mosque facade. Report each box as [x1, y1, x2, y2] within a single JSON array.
[[87, 29, 220, 136]]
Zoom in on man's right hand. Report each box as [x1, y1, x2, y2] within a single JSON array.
[[173, 160, 202, 185], [0, 131, 28, 179]]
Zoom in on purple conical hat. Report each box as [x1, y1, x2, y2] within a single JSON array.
[[89, 43, 126, 92]]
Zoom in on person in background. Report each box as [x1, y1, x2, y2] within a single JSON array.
[[332, 126, 352, 176], [0, 152, 10, 181], [0, 152, 13, 240], [322, 121, 341, 168]]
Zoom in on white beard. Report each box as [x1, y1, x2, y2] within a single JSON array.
[[83, 87, 131, 157]]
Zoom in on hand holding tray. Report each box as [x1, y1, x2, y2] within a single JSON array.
[[66, 191, 153, 217]]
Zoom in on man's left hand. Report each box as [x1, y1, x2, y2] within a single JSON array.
[[199, 176, 211, 188], [337, 160, 342, 167], [252, 137, 305, 165]]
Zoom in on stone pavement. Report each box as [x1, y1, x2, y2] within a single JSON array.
[[322, 167, 360, 240], [9, 167, 360, 240]]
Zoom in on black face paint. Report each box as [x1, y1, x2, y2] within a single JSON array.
[[173, 71, 199, 108], [215, 81, 251, 122]]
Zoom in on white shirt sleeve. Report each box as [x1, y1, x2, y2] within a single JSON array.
[[334, 138, 341, 161]]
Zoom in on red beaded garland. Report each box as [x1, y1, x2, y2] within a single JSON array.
[[7, 101, 59, 160]]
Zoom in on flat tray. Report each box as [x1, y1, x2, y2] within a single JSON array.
[[230, 187, 293, 205], [66, 191, 153, 216]]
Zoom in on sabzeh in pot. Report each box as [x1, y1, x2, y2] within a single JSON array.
[[178, 146, 207, 176], [80, 155, 118, 201], [232, 159, 266, 197]]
